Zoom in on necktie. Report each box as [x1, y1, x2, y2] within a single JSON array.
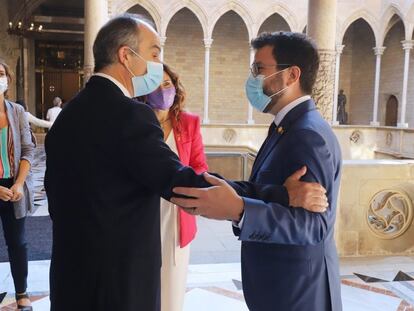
[[267, 122, 276, 137]]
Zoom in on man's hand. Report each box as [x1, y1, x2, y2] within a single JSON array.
[[284, 166, 328, 212], [170, 173, 244, 221]]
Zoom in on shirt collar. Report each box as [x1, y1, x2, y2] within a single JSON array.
[[94, 73, 132, 98], [273, 95, 311, 126]]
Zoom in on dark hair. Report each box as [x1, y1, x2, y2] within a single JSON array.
[[15, 99, 27, 111], [0, 60, 13, 99], [251, 31, 319, 94], [93, 13, 154, 72]]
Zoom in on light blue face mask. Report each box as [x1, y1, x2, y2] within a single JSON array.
[[125, 47, 164, 97], [245, 68, 290, 112]]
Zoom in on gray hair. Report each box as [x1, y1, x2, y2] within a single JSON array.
[[93, 13, 154, 72], [53, 97, 62, 106]]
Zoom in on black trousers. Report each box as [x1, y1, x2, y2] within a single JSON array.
[[0, 178, 28, 294]]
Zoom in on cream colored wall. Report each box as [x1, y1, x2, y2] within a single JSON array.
[[337, 160, 414, 256], [200, 124, 414, 161]]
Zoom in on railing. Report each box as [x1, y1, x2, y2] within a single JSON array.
[[201, 124, 414, 160]]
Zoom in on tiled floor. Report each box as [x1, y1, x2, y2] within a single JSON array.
[[1, 147, 414, 310], [1, 257, 413, 310]]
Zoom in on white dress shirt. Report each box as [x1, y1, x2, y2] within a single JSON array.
[[94, 72, 132, 98], [235, 95, 312, 228], [26, 112, 52, 128], [46, 106, 62, 124], [273, 95, 311, 126]]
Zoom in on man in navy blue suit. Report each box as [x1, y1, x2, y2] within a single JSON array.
[[172, 32, 342, 311]]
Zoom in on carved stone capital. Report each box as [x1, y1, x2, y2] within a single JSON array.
[[204, 38, 213, 49], [160, 36, 167, 46], [402, 40, 414, 51], [336, 44, 345, 55], [373, 46, 386, 56]]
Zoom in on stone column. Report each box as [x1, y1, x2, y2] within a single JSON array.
[[398, 40, 413, 128], [332, 44, 345, 125], [371, 47, 386, 126], [203, 38, 213, 124], [307, 0, 337, 122], [84, 0, 108, 83], [17, 37, 24, 101], [247, 45, 255, 124], [160, 36, 167, 62]]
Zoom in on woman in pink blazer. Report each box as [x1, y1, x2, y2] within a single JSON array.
[[143, 64, 208, 311]]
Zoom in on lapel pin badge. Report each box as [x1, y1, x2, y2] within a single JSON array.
[[277, 126, 284, 135]]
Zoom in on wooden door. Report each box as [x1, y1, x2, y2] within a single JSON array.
[[385, 95, 398, 126]]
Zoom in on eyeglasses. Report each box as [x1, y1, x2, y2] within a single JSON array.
[[250, 63, 291, 77]]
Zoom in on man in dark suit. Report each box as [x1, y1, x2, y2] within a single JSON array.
[[45, 15, 328, 311], [173, 32, 342, 311]]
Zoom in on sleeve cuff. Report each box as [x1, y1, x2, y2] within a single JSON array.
[[232, 197, 246, 228], [232, 212, 245, 229]]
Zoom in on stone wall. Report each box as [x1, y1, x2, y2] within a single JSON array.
[[209, 11, 249, 123], [164, 9, 205, 119], [5, 0, 414, 127], [345, 20, 376, 125], [337, 161, 414, 256]]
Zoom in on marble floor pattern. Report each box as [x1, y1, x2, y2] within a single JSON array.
[[0, 258, 414, 310], [1, 147, 414, 310]]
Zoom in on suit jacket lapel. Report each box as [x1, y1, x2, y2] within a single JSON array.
[[250, 100, 317, 181], [250, 125, 273, 177], [250, 130, 283, 181]]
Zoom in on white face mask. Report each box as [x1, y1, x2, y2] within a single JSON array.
[[0, 77, 8, 95]]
